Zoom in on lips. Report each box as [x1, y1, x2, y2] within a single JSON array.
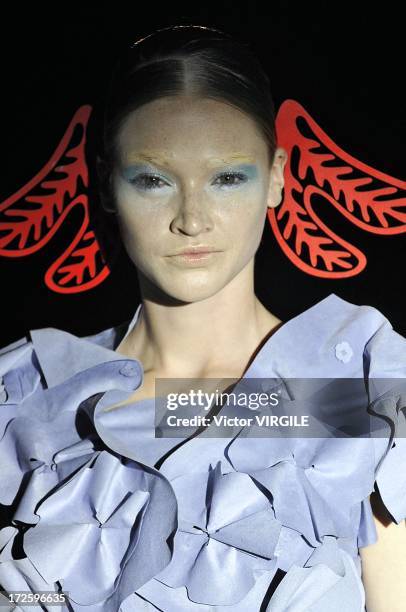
[[166, 249, 222, 265], [169, 247, 220, 256]]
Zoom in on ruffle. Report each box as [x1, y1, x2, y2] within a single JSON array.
[[363, 319, 406, 525], [25, 450, 148, 600], [23, 451, 155, 605], [132, 569, 278, 611], [0, 341, 177, 611], [0, 554, 67, 612], [0, 449, 177, 611], [129, 542, 366, 612], [374, 436, 406, 524], [125, 541, 365, 612], [265, 542, 365, 611], [156, 461, 280, 605], [0, 355, 143, 510], [1, 294, 406, 611], [227, 436, 376, 550]]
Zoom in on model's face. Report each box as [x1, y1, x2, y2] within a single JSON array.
[[112, 95, 283, 303]]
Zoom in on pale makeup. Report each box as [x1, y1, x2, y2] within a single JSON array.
[[112, 95, 286, 304]]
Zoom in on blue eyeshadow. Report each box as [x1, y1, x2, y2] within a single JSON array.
[[121, 164, 169, 182], [121, 162, 259, 185], [229, 164, 258, 179]]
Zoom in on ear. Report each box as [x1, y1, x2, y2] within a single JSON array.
[[267, 147, 288, 208]]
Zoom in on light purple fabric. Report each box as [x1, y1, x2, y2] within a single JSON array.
[[0, 293, 404, 611]]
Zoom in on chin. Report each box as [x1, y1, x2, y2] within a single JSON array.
[[154, 276, 229, 305], [138, 261, 237, 304], [164, 286, 224, 304]]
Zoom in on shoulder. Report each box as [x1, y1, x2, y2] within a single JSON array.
[[336, 294, 406, 368], [269, 293, 401, 378], [313, 293, 395, 345], [0, 333, 38, 405], [0, 316, 136, 390], [311, 293, 405, 369], [329, 297, 406, 518], [279, 293, 394, 357]]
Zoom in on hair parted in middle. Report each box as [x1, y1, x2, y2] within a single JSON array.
[[93, 24, 277, 265]]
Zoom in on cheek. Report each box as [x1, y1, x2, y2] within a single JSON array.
[[219, 187, 267, 242], [116, 197, 164, 251], [116, 214, 155, 271]]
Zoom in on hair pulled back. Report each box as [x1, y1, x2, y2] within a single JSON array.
[[93, 25, 277, 265]]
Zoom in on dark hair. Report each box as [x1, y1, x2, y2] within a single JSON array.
[[93, 24, 277, 265]]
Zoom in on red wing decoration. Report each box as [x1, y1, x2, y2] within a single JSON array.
[[1, 100, 405, 292], [0, 105, 110, 293], [271, 99, 406, 278], [44, 195, 110, 294]]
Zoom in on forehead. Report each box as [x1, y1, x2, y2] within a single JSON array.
[[115, 96, 268, 164]]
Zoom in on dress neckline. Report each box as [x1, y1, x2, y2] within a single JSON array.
[[92, 292, 352, 468], [114, 293, 344, 386]]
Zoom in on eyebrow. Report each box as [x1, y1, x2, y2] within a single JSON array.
[[123, 152, 257, 166], [124, 153, 170, 165], [206, 155, 256, 166]]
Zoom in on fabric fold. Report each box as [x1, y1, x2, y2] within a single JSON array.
[[1, 293, 405, 610], [156, 461, 280, 605]]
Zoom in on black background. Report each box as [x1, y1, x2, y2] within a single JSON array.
[[0, 1, 404, 346]]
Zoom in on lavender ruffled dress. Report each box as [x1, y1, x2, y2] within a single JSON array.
[[0, 293, 405, 612]]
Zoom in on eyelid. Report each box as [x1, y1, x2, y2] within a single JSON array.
[[212, 169, 247, 179], [122, 163, 174, 184], [212, 164, 258, 178], [122, 163, 258, 188], [210, 165, 257, 188]]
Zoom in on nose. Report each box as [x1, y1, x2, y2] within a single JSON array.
[[170, 184, 213, 236]]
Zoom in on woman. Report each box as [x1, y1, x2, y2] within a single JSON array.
[[0, 24, 405, 612]]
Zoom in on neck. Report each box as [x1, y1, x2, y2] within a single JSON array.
[[117, 264, 282, 378]]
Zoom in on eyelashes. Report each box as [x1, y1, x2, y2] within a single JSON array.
[[129, 174, 170, 191], [127, 170, 252, 193], [212, 171, 249, 189]]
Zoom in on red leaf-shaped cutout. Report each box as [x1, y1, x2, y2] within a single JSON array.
[[0, 106, 91, 254], [271, 99, 406, 278], [0, 105, 110, 293], [44, 195, 110, 294]]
